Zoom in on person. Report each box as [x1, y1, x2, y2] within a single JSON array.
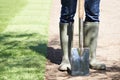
[[59, 0, 106, 71]]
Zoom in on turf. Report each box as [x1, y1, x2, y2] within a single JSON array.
[[0, 0, 52, 80]]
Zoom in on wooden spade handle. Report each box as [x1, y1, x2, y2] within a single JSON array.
[[78, 0, 85, 54], [78, 0, 84, 19]]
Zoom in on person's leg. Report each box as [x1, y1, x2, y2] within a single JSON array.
[[60, 0, 77, 23], [85, 0, 100, 22], [59, 0, 77, 71], [84, 0, 106, 70]]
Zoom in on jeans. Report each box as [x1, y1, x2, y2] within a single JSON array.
[[60, 0, 100, 23]]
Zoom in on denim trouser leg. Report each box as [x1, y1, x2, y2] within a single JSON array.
[[60, 0, 100, 23], [85, 0, 100, 22], [60, 0, 77, 23]]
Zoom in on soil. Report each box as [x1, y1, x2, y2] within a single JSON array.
[[45, 0, 120, 80]]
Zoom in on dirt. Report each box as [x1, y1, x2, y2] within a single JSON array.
[[45, 0, 120, 80]]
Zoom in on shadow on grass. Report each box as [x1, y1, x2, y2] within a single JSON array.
[[29, 43, 47, 57], [0, 0, 27, 32], [0, 32, 47, 57], [0, 32, 47, 72]]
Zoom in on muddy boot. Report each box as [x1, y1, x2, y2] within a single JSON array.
[[58, 22, 74, 71], [84, 22, 106, 70]]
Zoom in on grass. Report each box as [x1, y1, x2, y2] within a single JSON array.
[[0, 0, 27, 32], [0, 0, 52, 80], [0, 32, 47, 80]]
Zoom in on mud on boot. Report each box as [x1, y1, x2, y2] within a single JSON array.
[[90, 59, 106, 70], [58, 59, 71, 71], [59, 22, 74, 71], [83, 22, 106, 70]]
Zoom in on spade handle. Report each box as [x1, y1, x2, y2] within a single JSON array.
[[78, 0, 84, 54], [78, 0, 84, 19]]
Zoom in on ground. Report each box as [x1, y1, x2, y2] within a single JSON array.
[[45, 0, 120, 80]]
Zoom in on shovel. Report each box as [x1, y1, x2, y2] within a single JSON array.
[[68, 0, 90, 76]]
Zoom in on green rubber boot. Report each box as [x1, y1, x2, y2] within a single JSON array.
[[58, 22, 74, 71], [84, 22, 106, 70]]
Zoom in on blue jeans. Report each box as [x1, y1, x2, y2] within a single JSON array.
[[60, 0, 100, 23]]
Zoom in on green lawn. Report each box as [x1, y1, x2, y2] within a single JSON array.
[[0, 0, 52, 80], [0, 0, 27, 32]]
